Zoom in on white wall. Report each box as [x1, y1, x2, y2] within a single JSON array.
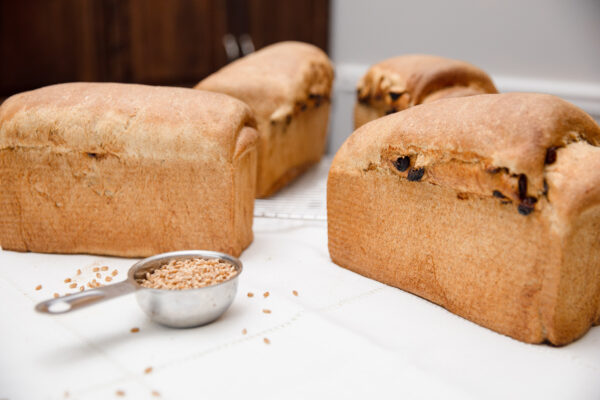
[[328, 0, 600, 152]]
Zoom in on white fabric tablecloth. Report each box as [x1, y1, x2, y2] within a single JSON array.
[[1, 158, 599, 400]]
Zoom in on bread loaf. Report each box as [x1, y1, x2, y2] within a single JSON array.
[[0, 83, 258, 257], [196, 41, 334, 198], [355, 54, 497, 128], [328, 93, 600, 345]]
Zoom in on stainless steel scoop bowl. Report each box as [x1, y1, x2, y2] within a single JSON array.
[[35, 250, 242, 328]]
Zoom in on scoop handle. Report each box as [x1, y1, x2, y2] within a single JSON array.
[[35, 280, 137, 314]]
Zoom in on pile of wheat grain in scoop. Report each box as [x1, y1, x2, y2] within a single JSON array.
[[138, 258, 237, 290]]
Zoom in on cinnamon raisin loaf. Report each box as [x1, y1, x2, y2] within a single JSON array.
[[0, 83, 258, 257], [196, 41, 334, 198], [355, 54, 497, 128], [328, 93, 600, 345]]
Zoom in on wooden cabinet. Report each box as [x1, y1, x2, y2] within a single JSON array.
[[0, 0, 329, 98], [0, 0, 97, 94]]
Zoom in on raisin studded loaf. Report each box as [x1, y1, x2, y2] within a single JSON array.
[[0, 83, 258, 257], [196, 41, 334, 198], [355, 54, 497, 129], [328, 93, 600, 345]]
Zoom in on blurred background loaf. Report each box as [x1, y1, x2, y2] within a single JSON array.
[[196, 42, 334, 197], [354, 54, 497, 129]]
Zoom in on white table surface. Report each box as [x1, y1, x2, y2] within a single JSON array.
[[1, 158, 599, 400]]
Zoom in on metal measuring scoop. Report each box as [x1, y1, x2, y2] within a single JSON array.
[[35, 250, 242, 328]]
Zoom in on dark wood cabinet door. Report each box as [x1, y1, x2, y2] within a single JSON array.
[[245, 0, 329, 51], [128, 0, 215, 85], [0, 0, 330, 98], [0, 0, 98, 94]]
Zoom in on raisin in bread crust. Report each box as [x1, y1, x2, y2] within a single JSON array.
[[329, 92, 600, 345], [354, 54, 497, 128]]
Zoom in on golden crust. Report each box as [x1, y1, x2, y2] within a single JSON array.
[[196, 41, 334, 197], [354, 54, 497, 128], [196, 41, 333, 124], [329, 93, 600, 345], [0, 83, 258, 257], [340, 93, 600, 204], [0, 82, 256, 162]]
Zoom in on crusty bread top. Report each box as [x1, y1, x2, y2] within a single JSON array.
[[0, 82, 257, 162], [334, 93, 600, 220], [356, 54, 497, 108], [195, 41, 334, 123]]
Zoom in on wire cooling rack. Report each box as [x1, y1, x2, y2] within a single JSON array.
[[253, 157, 330, 221]]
